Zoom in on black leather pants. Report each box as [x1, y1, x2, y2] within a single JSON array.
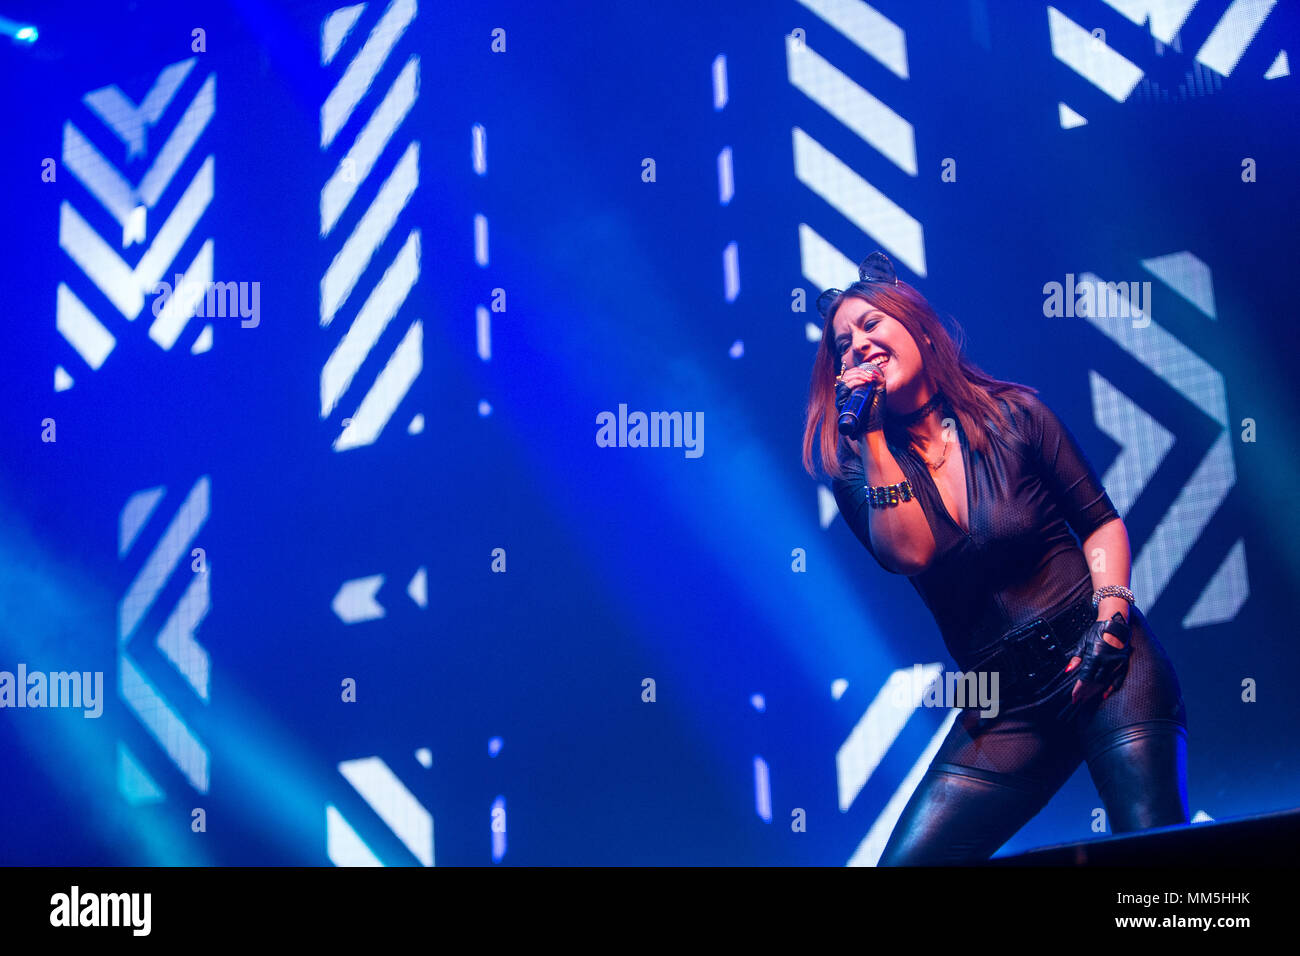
[[877, 607, 1189, 866]]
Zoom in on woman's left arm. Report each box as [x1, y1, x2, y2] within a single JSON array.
[[1025, 393, 1128, 622], [1081, 516, 1131, 625], [1066, 515, 1133, 707]]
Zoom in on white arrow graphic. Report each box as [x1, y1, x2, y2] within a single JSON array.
[[332, 575, 386, 623]]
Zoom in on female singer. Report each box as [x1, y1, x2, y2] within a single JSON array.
[[801, 251, 1189, 865]]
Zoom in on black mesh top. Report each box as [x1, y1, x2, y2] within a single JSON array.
[[831, 391, 1119, 669]]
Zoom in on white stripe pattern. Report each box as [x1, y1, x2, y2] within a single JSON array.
[[320, 0, 423, 452], [789, 0, 927, 325]]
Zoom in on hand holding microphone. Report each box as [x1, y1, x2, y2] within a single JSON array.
[[835, 359, 888, 438]]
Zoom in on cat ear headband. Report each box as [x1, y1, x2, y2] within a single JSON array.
[[815, 251, 898, 321]]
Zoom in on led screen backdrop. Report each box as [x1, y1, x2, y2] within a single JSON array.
[[0, 0, 1297, 865]]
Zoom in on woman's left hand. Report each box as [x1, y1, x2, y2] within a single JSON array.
[[1057, 613, 1132, 722]]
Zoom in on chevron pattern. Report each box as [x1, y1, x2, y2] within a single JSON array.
[[1082, 264, 1248, 625], [319, 0, 423, 452], [57, 57, 216, 391], [1048, 1, 1284, 125], [116, 477, 212, 804]]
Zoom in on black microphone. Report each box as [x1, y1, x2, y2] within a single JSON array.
[[837, 360, 885, 436]]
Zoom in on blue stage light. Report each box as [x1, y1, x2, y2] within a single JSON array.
[[0, 14, 38, 43]]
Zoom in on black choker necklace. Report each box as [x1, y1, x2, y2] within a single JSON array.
[[892, 391, 944, 427]]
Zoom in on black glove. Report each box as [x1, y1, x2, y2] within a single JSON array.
[[1057, 612, 1132, 722], [835, 364, 888, 438]]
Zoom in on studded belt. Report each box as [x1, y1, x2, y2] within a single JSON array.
[[967, 595, 1097, 710]]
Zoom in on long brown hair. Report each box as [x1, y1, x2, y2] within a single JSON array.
[[801, 279, 1038, 481]]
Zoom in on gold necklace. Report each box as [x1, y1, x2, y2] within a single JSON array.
[[901, 394, 950, 471], [915, 436, 950, 471]]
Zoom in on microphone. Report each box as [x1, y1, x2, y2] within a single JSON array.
[[837, 360, 885, 436]]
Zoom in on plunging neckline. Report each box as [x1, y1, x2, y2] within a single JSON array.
[[912, 418, 973, 538]]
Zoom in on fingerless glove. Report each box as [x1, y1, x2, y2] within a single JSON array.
[[1057, 612, 1132, 722]]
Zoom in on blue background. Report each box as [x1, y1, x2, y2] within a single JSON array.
[[0, 0, 1297, 864]]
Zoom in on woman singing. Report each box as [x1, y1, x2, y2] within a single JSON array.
[[801, 251, 1189, 865]]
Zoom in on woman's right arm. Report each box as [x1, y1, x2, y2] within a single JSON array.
[[833, 432, 937, 575]]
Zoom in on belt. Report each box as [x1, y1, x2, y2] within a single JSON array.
[[967, 595, 1097, 709]]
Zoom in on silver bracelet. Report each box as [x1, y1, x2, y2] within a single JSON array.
[[1092, 585, 1135, 610]]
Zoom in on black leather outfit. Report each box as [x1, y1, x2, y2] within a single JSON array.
[[832, 391, 1189, 864]]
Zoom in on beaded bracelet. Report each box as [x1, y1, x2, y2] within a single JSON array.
[[1092, 585, 1135, 610], [867, 480, 914, 508]]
